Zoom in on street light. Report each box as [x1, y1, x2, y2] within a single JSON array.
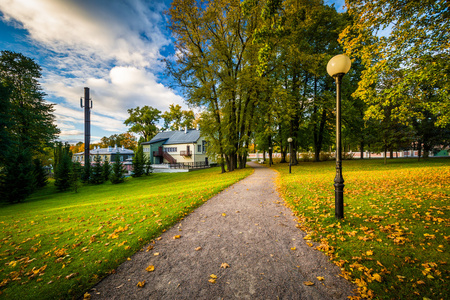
[[327, 54, 351, 219], [287, 137, 293, 174]]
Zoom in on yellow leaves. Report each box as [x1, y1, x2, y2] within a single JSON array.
[[290, 247, 296, 251], [209, 274, 217, 283], [145, 265, 155, 272], [303, 234, 312, 240], [8, 261, 17, 268], [54, 248, 68, 257], [173, 235, 181, 239], [371, 273, 382, 282], [195, 247, 202, 251], [221, 213, 226, 217], [365, 250, 373, 256], [423, 233, 435, 239], [303, 281, 314, 286], [317, 276, 324, 281], [146, 245, 154, 252], [83, 292, 91, 299], [137, 280, 146, 287], [306, 242, 313, 247], [220, 263, 230, 269], [108, 233, 119, 239]]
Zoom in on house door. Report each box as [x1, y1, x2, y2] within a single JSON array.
[[205, 157, 208, 165]]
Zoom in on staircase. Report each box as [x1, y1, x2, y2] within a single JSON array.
[[162, 151, 177, 164]]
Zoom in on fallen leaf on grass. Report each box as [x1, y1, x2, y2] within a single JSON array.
[[306, 242, 313, 247], [146, 265, 155, 272], [366, 250, 373, 256], [304, 281, 314, 286], [372, 273, 382, 282], [146, 245, 153, 252], [83, 292, 91, 299], [417, 280, 425, 285], [220, 263, 230, 268], [65, 273, 78, 279], [137, 281, 146, 288], [303, 235, 312, 240]]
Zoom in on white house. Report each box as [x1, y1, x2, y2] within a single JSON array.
[[72, 145, 134, 172], [141, 128, 209, 168]]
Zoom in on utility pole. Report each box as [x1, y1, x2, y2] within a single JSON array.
[[80, 87, 92, 167]]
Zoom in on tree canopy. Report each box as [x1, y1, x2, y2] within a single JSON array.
[[340, 0, 450, 127], [124, 106, 161, 141]]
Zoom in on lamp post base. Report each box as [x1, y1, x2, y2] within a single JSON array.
[[334, 180, 344, 219]]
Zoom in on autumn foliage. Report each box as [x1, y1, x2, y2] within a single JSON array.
[[275, 158, 449, 299]]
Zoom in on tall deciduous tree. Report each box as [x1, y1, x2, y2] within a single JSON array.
[[161, 104, 195, 131], [167, 0, 262, 172], [340, 0, 450, 127], [124, 106, 161, 141]]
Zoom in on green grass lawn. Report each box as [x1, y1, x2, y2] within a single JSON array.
[[273, 158, 450, 299], [0, 167, 253, 300]]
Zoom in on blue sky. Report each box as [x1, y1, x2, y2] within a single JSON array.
[[0, 0, 346, 144]]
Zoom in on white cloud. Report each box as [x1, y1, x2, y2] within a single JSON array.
[[0, 0, 185, 142]]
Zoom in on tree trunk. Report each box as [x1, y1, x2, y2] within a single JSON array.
[[418, 142, 422, 161], [384, 147, 387, 165], [360, 141, 364, 159]]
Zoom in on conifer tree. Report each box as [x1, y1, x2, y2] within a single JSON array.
[[70, 162, 82, 192], [54, 142, 72, 192], [132, 145, 145, 177], [144, 153, 153, 176], [90, 155, 104, 184], [111, 152, 125, 184], [102, 158, 111, 182], [0, 148, 35, 203], [33, 158, 48, 188]]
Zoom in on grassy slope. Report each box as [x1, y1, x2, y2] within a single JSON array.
[[274, 158, 449, 299], [0, 167, 253, 299]]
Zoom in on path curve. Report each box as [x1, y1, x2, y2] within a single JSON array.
[[88, 162, 355, 299]]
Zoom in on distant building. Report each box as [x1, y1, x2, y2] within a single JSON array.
[[141, 128, 209, 167], [72, 145, 134, 172]]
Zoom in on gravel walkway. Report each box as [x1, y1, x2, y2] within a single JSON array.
[[88, 162, 355, 299]]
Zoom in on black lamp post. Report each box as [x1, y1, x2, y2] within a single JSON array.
[[287, 137, 293, 174], [268, 147, 272, 167], [327, 54, 351, 219]]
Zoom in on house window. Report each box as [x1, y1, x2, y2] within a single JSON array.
[[164, 147, 177, 153], [198, 144, 202, 153], [120, 156, 123, 162], [202, 141, 207, 153], [104, 155, 108, 161]]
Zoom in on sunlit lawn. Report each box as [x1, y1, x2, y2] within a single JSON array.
[[273, 158, 449, 299], [0, 167, 253, 300]]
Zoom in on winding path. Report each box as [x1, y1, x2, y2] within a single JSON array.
[[89, 162, 355, 299]]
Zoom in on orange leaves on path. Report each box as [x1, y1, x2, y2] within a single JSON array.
[[136, 280, 146, 288], [145, 265, 155, 272]]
